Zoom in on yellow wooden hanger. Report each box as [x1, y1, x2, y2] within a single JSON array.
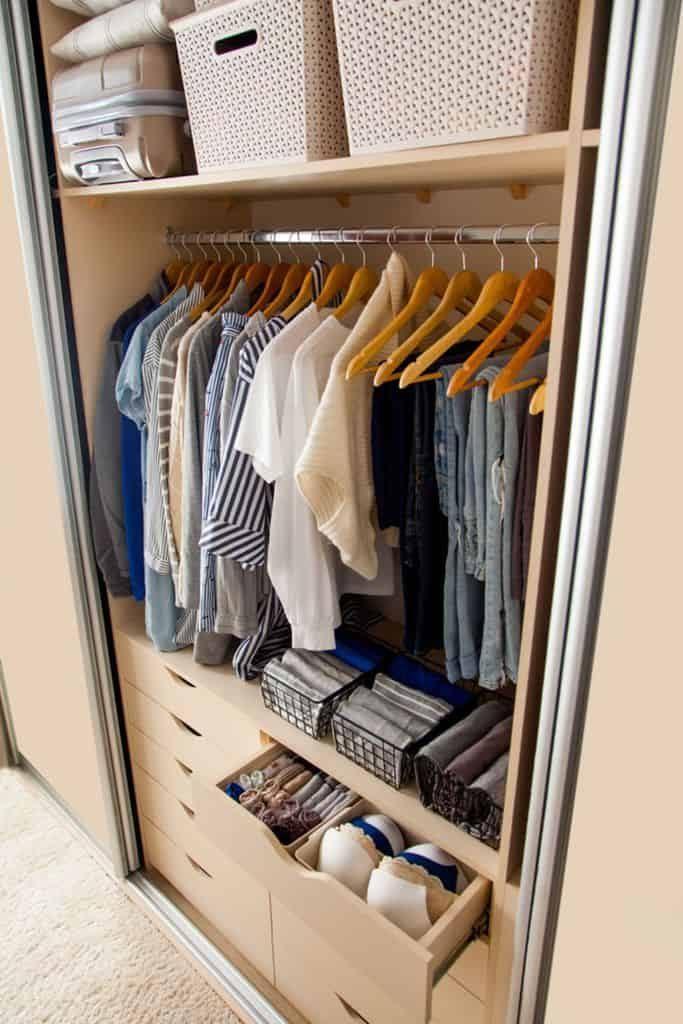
[[334, 230, 378, 323], [249, 237, 291, 314], [264, 232, 310, 317], [310, 229, 354, 312], [450, 225, 554, 398], [190, 234, 238, 322], [530, 379, 547, 415], [162, 233, 197, 301], [347, 228, 448, 380], [489, 304, 553, 401], [280, 231, 333, 319], [163, 234, 185, 288], [399, 226, 526, 388]]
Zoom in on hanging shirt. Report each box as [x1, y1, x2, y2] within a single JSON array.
[[296, 252, 413, 580], [197, 311, 248, 636], [90, 287, 160, 597], [116, 288, 188, 601]]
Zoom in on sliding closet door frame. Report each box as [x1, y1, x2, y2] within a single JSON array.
[[506, 1, 682, 1021], [0, 1, 137, 878]]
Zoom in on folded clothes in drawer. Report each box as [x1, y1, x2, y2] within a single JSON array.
[[332, 661, 475, 789], [192, 750, 490, 1024], [222, 744, 359, 848]]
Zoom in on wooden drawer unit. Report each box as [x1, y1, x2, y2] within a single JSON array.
[[127, 723, 195, 807], [136, 769, 274, 984], [272, 900, 485, 1024], [115, 630, 261, 761], [122, 681, 235, 782], [193, 744, 491, 1024]]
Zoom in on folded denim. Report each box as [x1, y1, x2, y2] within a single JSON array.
[[345, 687, 432, 741], [372, 673, 452, 726], [414, 701, 510, 806], [445, 715, 513, 785]]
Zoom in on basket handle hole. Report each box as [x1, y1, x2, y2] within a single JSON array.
[[214, 29, 258, 57]]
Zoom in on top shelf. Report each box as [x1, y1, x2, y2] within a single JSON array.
[[58, 129, 600, 203]]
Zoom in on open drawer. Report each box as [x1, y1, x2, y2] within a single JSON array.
[[192, 743, 491, 1023]]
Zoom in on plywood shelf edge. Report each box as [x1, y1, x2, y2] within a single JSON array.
[[115, 607, 499, 880], [57, 131, 571, 203]]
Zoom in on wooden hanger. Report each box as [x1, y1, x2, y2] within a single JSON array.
[[347, 229, 449, 380], [248, 239, 291, 314], [530, 379, 547, 415], [333, 231, 377, 323], [279, 234, 333, 319], [162, 234, 198, 301], [489, 304, 553, 401], [261, 232, 311, 317], [448, 226, 554, 398]]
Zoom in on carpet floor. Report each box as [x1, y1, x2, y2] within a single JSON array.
[[0, 767, 242, 1023]]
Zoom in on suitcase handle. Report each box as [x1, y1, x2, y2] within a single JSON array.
[[214, 28, 258, 57]]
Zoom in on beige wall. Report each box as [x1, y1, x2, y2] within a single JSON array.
[[545, 22, 683, 1024], [0, 118, 111, 849]]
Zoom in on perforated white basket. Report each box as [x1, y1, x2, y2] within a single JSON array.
[[172, 0, 348, 170], [332, 0, 579, 155]]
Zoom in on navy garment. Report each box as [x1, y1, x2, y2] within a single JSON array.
[[383, 653, 475, 714], [371, 382, 415, 531]]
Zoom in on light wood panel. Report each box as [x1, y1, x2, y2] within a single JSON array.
[[0, 112, 111, 848], [546, 17, 683, 1021], [57, 131, 578, 202], [115, 612, 498, 878]]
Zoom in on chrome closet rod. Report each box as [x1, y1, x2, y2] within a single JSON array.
[[165, 225, 559, 247]]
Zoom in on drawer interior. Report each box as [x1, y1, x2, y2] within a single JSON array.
[[193, 744, 491, 1023]]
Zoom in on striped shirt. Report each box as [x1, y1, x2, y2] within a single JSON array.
[[142, 285, 203, 575], [198, 312, 247, 634], [156, 316, 190, 588]]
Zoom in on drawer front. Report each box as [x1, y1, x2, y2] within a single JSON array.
[[193, 747, 491, 1024], [138, 784, 274, 984], [122, 680, 234, 782], [115, 631, 261, 760], [127, 723, 194, 807]]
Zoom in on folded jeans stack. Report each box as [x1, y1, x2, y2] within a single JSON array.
[[414, 701, 513, 847], [226, 751, 358, 846]]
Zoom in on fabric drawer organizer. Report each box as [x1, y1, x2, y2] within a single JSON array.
[[193, 751, 490, 1024]]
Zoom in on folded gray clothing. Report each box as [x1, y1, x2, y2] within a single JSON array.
[[314, 785, 352, 818], [335, 699, 416, 753], [292, 771, 326, 805], [267, 658, 342, 701], [282, 650, 357, 692], [471, 751, 509, 809], [193, 631, 232, 667], [446, 716, 513, 785], [372, 674, 452, 725], [345, 687, 430, 741], [414, 701, 510, 805], [301, 777, 335, 810], [319, 788, 358, 821]]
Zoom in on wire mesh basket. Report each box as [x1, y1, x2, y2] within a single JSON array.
[[260, 667, 371, 740]]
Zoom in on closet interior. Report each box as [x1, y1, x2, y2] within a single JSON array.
[[33, 1, 608, 1022]]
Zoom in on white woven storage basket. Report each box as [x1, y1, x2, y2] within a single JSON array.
[[332, 0, 579, 155], [172, 0, 348, 170]]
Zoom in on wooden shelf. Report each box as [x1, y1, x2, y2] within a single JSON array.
[[115, 606, 499, 880], [56, 130, 599, 203]]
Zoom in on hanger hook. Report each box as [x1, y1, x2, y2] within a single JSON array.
[[195, 233, 208, 262], [425, 227, 435, 268], [181, 233, 192, 261], [209, 231, 221, 263], [248, 231, 260, 263], [454, 226, 468, 271], [235, 233, 248, 264], [526, 222, 549, 270], [287, 231, 300, 263], [309, 231, 322, 262], [222, 230, 234, 262], [387, 225, 399, 253], [493, 224, 511, 272], [268, 235, 282, 264], [168, 231, 181, 262], [355, 229, 367, 268], [334, 228, 345, 264]]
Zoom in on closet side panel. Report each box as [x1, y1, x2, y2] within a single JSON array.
[[545, 29, 683, 1023], [0, 117, 111, 848]]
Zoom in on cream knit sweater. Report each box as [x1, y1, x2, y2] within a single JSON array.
[[295, 253, 412, 580]]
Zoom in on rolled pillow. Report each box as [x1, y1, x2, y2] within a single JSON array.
[[50, 1, 132, 15], [51, 0, 195, 63]]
